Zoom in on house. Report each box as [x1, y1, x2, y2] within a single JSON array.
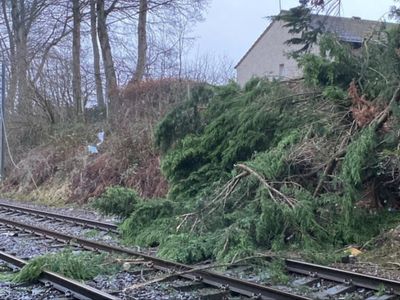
[[235, 13, 394, 86]]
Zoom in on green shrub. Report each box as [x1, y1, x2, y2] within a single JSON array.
[[92, 186, 142, 218]]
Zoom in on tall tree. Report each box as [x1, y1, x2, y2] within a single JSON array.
[[4, 0, 52, 113], [11, 0, 29, 113], [1, 0, 16, 111], [72, 0, 83, 117], [97, 0, 119, 106], [90, 0, 105, 110], [133, 0, 148, 83]]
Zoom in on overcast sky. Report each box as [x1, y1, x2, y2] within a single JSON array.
[[191, 0, 397, 65]]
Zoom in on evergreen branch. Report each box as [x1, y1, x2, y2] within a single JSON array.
[[235, 164, 297, 208], [313, 83, 400, 197]]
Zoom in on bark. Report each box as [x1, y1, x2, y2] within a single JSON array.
[[97, 0, 119, 106], [90, 0, 105, 110], [8, 0, 49, 114], [11, 0, 29, 113], [72, 0, 83, 117], [2, 0, 16, 112], [133, 0, 148, 84]]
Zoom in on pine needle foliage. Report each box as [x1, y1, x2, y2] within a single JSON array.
[[341, 127, 377, 191], [140, 79, 357, 262], [154, 84, 216, 153], [299, 34, 360, 88], [159, 79, 314, 204], [13, 250, 119, 283], [120, 199, 176, 246], [158, 233, 216, 263], [92, 186, 142, 218], [274, 7, 322, 54]]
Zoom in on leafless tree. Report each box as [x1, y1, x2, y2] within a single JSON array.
[[72, 0, 83, 117], [90, 0, 105, 110], [0, 0, 211, 121], [97, 0, 119, 106], [133, 0, 147, 83]]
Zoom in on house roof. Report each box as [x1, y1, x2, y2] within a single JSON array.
[[235, 13, 398, 69], [311, 14, 396, 43]]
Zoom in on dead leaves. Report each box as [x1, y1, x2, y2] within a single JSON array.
[[348, 80, 382, 128]]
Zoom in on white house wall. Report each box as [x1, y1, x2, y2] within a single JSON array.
[[236, 20, 304, 86]]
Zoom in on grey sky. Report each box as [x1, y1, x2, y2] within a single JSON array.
[[191, 0, 397, 65]]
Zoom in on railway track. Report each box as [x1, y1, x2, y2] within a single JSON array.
[[0, 202, 118, 233], [0, 211, 399, 300], [0, 216, 308, 300], [0, 251, 118, 300]]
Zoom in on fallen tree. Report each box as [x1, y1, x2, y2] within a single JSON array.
[[91, 23, 400, 264]]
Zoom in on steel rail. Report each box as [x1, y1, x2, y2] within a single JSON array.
[[285, 259, 400, 295], [0, 251, 119, 300], [0, 202, 118, 232], [0, 216, 310, 300]]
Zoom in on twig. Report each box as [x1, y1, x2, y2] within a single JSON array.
[[313, 150, 344, 197], [176, 171, 249, 231], [176, 213, 191, 232], [373, 83, 400, 128], [235, 163, 297, 208], [122, 263, 231, 292], [115, 258, 146, 264], [313, 83, 400, 197]]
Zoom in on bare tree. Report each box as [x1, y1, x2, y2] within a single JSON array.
[[90, 0, 105, 110], [1, 0, 16, 111], [72, 0, 83, 117], [97, 0, 119, 106], [11, 0, 30, 113], [132, 0, 148, 83]]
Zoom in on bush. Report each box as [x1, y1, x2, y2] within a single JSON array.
[[92, 186, 142, 218]]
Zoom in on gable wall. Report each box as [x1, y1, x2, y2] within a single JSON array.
[[236, 20, 305, 86]]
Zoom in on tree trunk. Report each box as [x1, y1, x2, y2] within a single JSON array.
[[133, 0, 148, 84], [11, 0, 29, 114], [96, 0, 118, 108], [2, 0, 16, 112], [90, 0, 105, 111], [72, 0, 83, 118]]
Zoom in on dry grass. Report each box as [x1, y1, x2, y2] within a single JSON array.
[[1, 79, 190, 204]]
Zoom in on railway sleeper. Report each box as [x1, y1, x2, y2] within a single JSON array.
[[365, 295, 397, 300], [292, 276, 320, 287], [313, 283, 357, 299]]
